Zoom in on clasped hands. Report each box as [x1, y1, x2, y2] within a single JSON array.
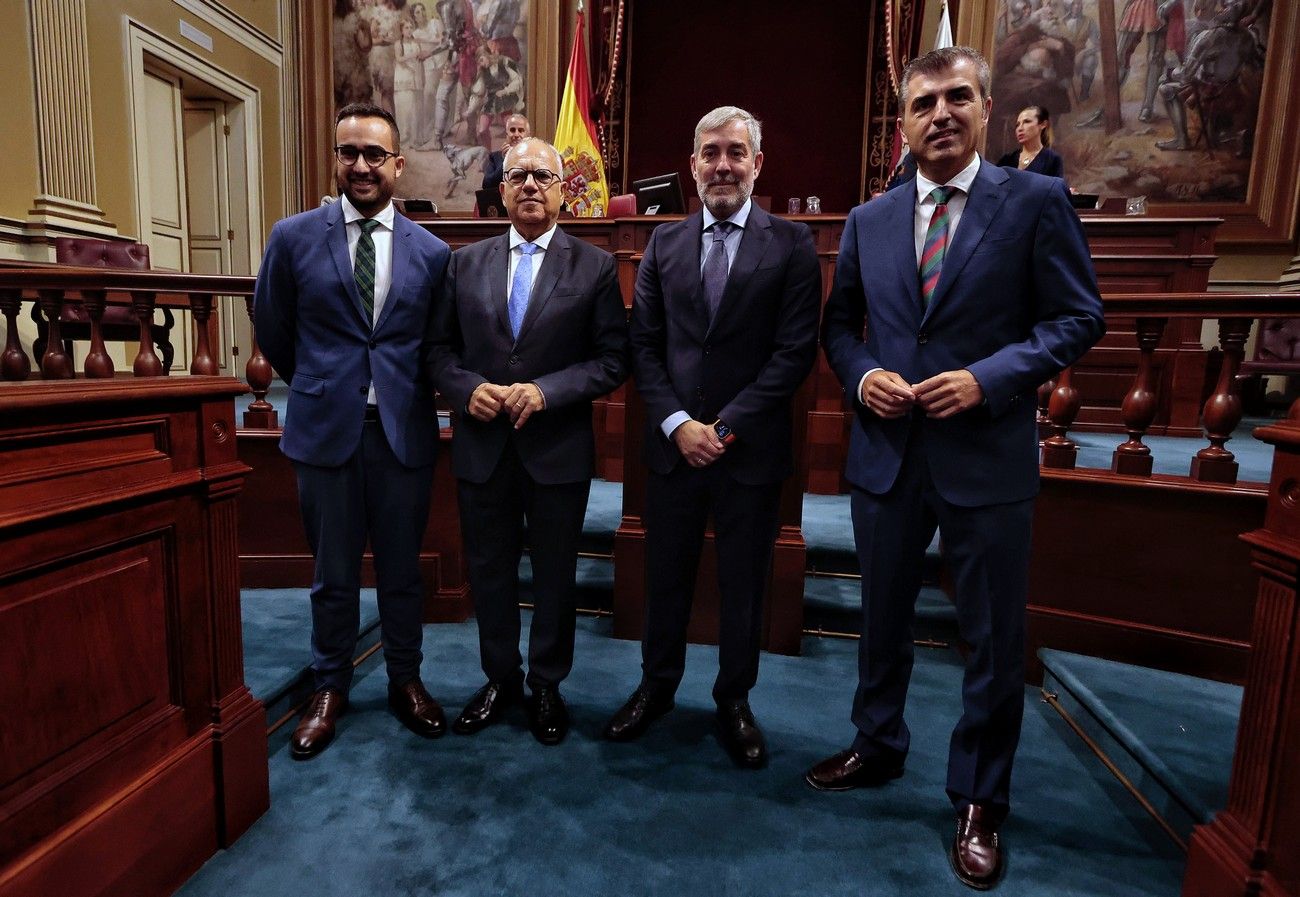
[[468, 382, 545, 429], [861, 369, 983, 419], [673, 419, 726, 468]]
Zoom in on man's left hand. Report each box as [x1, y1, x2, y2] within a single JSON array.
[[503, 382, 545, 429], [912, 370, 984, 418]]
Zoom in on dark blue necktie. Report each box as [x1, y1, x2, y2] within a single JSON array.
[[702, 221, 733, 320]]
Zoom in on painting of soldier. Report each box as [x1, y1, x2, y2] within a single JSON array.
[[989, 0, 1271, 203], [331, 0, 531, 211]]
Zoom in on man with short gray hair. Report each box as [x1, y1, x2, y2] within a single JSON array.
[[604, 106, 820, 769]]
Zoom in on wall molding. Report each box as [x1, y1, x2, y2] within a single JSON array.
[[169, 0, 282, 64]]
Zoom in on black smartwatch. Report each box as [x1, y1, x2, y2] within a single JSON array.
[[713, 419, 736, 445]]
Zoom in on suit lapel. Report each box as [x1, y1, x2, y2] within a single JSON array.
[[515, 226, 567, 345], [664, 212, 709, 341], [707, 204, 773, 339], [326, 202, 371, 329], [374, 212, 412, 334], [885, 184, 922, 315], [487, 233, 511, 338], [923, 160, 1010, 323]]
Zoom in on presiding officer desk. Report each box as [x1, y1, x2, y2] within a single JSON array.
[[414, 212, 1221, 657]]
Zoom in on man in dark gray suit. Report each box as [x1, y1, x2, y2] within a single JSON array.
[[427, 137, 628, 745], [604, 106, 820, 768]]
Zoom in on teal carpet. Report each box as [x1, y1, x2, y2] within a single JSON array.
[[179, 615, 1185, 897]]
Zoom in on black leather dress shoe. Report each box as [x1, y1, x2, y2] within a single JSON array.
[[603, 686, 674, 741], [716, 699, 767, 769], [950, 803, 1005, 890], [453, 678, 524, 735], [526, 686, 569, 746], [388, 679, 446, 738], [291, 689, 348, 760], [804, 748, 904, 791]]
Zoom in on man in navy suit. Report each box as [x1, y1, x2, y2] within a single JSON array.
[[428, 137, 627, 746], [604, 106, 820, 769], [255, 103, 452, 760], [810, 48, 1104, 889]]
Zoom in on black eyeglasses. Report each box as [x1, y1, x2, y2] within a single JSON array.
[[504, 167, 559, 189], [334, 144, 400, 167]]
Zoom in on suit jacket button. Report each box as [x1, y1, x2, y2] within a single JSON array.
[[368, 339, 377, 349], [917, 331, 929, 345], [358, 386, 366, 394], [509, 354, 519, 365]]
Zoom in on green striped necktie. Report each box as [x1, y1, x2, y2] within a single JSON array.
[[920, 185, 958, 309], [354, 217, 381, 324]]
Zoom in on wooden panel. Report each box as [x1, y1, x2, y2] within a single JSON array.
[[1026, 468, 1266, 685], [0, 378, 267, 897], [0, 540, 169, 791]]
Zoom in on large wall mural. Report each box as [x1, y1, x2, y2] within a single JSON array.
[[333, 0, 529, 210], [989, 0, 1271, 203]]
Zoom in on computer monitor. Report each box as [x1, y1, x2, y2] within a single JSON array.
[[632, 172, 686, 215]]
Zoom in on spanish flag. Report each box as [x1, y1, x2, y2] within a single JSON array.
[[554, 12, 608, 217]]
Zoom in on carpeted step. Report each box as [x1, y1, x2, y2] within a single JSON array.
[[803, 578, 958, 644], [240, 588, 382, 727], [1038, 648, 1241, 843]]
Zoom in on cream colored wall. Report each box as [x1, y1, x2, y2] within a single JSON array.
[[0, 1, 42, 232], [85, 0, 286, 242], [0, 0, 287, 258]]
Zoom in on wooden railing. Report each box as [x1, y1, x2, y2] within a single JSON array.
[[0, 266, 279, 428], [1041, 292, 1300, 486]]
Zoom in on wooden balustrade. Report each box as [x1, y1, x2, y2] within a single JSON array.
[[1039, 293, 1300, 486], [0, 265, 280, 431]]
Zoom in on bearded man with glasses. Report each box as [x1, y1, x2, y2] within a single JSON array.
[[255, 102, 453, 760], [427, 137, 628, 746]]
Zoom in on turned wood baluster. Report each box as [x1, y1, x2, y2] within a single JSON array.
[[1, 288, 31, 381], [241, 294, 279, 428], [1111, 316, 1168, 476], [80, 289, 114, 378], [188, 293, 218, 375], [130, 290, 164, 376], [1036, 376, 1057, 443], [1190, 317, 1251, 484], [37, 288, 74, 379], [1041, 366, 1081, 468]]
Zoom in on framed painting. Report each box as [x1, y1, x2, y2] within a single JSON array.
[[300, 0, 560, 214], [959, 0, 1299, 245]]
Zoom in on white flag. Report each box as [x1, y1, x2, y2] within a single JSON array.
[[934, 0, 953, 50]]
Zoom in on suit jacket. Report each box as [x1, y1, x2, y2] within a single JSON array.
[[821, 160, 1104, 507], [426, 226, 629, 484], [995, 146, 1066, 180], [482, 150, 506, 193], [253, 201, 451, 468], [629, 204, 821, 485]]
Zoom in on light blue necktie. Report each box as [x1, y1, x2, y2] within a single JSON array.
[[508, 242, 538, 338]]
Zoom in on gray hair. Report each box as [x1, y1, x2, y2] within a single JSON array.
[[505, 137, 564, 174], [693, 106, 762, 155], [898, 46, 991, 108]]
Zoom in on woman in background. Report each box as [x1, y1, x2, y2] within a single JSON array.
[[996, 105, 1065, 180]]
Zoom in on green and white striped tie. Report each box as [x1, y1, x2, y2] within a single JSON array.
[[354, 218, 381, 324]]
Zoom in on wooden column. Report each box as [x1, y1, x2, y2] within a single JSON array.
[[1112, 317, 1168, 476], [1183, 413, 1300, 897]]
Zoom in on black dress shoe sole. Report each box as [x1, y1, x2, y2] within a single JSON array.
[[948, 842, 1003, 891], [804, 764, 904, 792]]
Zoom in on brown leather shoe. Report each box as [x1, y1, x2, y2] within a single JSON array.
[[290, 688, 348, 760], [950, 803, 1005, 890], [804, 748, 904, 791], [388, 679, 446, 738]]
